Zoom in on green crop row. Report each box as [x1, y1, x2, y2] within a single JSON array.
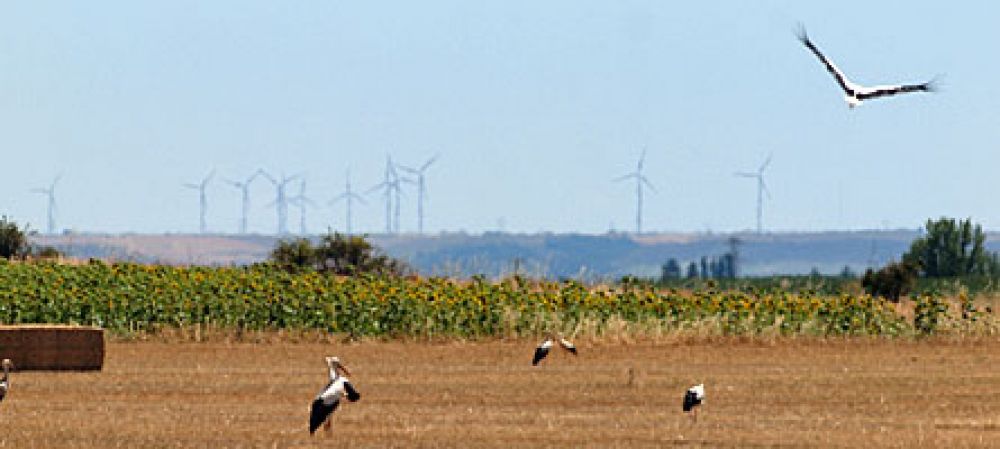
[[0, 260, 982, 338]]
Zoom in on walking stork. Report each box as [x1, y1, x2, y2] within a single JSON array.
[[0, 359, 11, 404], [532, 333, 577, 366], [309, 356, 361, 435], [683, 383, 705, 422]]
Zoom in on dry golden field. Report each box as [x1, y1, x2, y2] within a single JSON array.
[[2, 338, 999, 448]]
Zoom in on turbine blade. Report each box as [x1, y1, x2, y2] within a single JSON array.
[[421, 154, 439, 171], [761, 180, 772, 199], [641, 176, 657, 192], [365, 182, 387, 194], [734, 172, 757, 178], [613, 173, 636, 183], [258, 170, 277, 184], [759, 154, 773, 173]]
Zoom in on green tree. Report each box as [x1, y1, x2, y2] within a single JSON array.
[[660, 258, 681, 281], [269, 231, 409, 276], [862, 261, 918, 302], [902, 217, 999, 277], [685, 262, 699, 279], [269, 238, 316, 272], [315, 232, 408, 276], [0, 216, 30, 260]]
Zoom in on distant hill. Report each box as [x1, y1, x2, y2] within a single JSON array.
[[32, 230, 1000, 279]]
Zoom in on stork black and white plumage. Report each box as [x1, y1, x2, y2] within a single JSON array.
[[0, 359, 11, 404], [796, 26, 935, 108], [531, 333, 577, 366], [682, 384, 705, 421], [309, 356, 361, 435]]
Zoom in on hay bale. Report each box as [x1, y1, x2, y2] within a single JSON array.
[[0, 325, 104, 371]]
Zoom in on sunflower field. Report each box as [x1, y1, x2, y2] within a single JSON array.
[[0, 259, 981, 338]]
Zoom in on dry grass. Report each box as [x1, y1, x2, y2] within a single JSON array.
[[2, 339, 999, 448]]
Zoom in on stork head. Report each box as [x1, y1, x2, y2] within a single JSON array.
[[325, 356, 350, 376], [1, 359, 11, 371]]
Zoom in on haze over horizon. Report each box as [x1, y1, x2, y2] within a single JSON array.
[[2, 2, 997, 235]]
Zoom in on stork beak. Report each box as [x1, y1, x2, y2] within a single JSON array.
[[339, 364, 351, 376]]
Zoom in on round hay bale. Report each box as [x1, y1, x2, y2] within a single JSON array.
[[0, 325, 104, 371]]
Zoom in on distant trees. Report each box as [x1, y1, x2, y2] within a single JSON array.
[[0, 216, 61, 261], [661, 246, 737, 282], [270, 231, 409, 276], [0, 216, 29, 260], [862, 261, 918, 302], [660, 258, 681, 281], [686, 262, 699, 279], [863, 217, 1000, 301], [901, 217, 1000, 278]]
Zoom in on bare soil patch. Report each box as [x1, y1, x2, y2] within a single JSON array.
[[1, 339, 999, 448]]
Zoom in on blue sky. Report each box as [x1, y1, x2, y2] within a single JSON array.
[[1, 1, 998, 235]]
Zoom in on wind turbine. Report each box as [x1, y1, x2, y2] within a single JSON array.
[[31, 174, 62, 234], [260, 171, 300, 235], [330, 170, 366, 235], [289, 178, 318, 235], [184, 170, 215, 234], [613, 148, 655, 234], [367, 155, 403, 234], [224, 169, 264, 234], [735, 154, 772, 234], [398, 154, 438, 234]]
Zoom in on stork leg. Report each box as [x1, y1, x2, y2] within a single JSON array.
[[324, 417, 332, 433]]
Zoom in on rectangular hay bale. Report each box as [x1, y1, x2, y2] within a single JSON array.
[[0, 325, 105, 371]]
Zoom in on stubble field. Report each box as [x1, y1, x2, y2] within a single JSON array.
[[2, 338, 999, 448]]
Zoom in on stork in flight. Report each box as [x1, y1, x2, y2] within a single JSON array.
[[309, 356, 361, 435], [0, 359, 11, 404], [532, 333, 577, 366], [683, 383, 705, 422], [796, 26, 936, 108]]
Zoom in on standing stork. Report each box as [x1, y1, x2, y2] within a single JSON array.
[[309, 356, 361, 435], [0, 359, 12, 404], [532, 333, 577, 366], [682, 383, 705, 421]]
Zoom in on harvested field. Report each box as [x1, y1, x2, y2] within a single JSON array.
[[1, 339, 999, 448]]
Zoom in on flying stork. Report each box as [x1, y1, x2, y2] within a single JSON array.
[[0, 359, 11, 404], [532, 333, 577, 366], [796, 26, 936, 108], [309, 356, 361, 435], [682, 383, 705, 421]]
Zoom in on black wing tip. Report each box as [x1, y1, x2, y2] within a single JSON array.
[[793, 22, 809, 43], [924, 75, 944, 93], [567, 347, 578, 355]]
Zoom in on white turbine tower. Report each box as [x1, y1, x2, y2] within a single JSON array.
[[224, 169, 264, 234], [367, 155, 403, 234], [289, 178, 317, 235], [261, 171, 300, 235], [330, 170, 366, 235], [735, 154, 772, 234], [613, 148, 655, 234], [398, 154, 438, 234], [184, 170, 215, 234], [31, 174, 62, 234]]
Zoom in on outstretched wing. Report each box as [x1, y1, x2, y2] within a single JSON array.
[[344, 381, 361, 402], [309, 397, 340, 434], [796, 27, 855, 96], [558, 338, 578, 355], [532, 346, 550, 366], [857, 82, 934, 100]]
